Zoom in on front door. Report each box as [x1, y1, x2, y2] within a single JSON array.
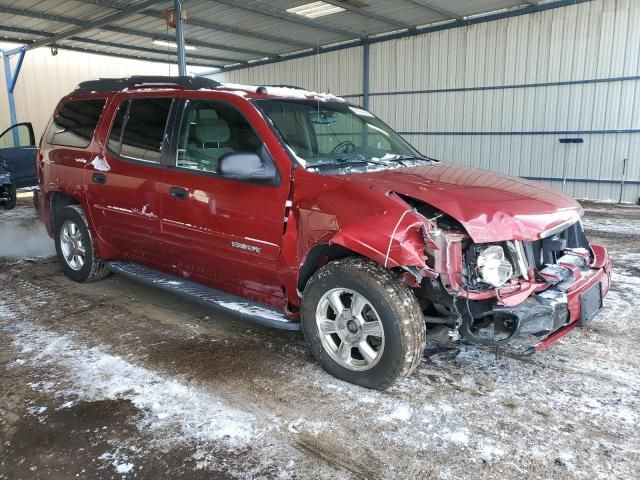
[[86, 96, 173, 264], [0, 122, 37, 187], [160, 98, 290, 307]]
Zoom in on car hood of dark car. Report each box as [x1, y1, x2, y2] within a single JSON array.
[[346, 162, 583, 243]]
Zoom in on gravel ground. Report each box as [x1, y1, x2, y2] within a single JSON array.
[[0, 195, 638, 479]]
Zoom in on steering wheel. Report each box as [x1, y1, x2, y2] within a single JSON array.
[[331, 140, 356, 154]]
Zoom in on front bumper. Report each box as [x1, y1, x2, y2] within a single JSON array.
[[489, 245, 612, 352]]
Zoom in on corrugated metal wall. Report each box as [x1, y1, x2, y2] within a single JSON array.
[[0, 46, 179, 141], [212, 0, 640, 202], [216, 47, 364, 102]]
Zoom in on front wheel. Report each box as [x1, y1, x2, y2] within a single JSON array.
[[301, 257, 426, 389]]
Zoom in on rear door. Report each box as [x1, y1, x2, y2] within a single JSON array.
[[0, 122, 37, 187], [85, 95, 174, 264], [160, 96, 290, 307]]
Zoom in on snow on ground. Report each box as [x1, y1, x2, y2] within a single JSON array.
[[581, 216, 640, 236], [1, 197, 639, 478], [4, 314, 260, 450], [0, 205, 54, 259]]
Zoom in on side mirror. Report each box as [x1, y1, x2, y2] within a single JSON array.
[[218, 150, 278, 183]]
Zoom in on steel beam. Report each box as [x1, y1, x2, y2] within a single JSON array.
[[208, 0, 364, 40], [81, 0, 316, 49], [321, 1, 412, 30], [0, 24, 229, 67], [26, 0, 161, 50], [362, 41, 370, 110], [174, 0, 186, 76], [408, 0, 463, 20], [55, 43, 223, 69], [216, 0, 588, 72], [0, 5, 258, 59]]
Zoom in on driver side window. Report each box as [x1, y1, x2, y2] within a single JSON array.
[[177, 100, 262, 174]]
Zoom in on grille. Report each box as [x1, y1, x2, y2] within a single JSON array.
[[524, 220, 590, 270]]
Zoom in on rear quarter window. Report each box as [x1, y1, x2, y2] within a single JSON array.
[[46, 99, 106, 148]]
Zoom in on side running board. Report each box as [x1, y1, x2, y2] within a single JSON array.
[[106, 261, 301, 331]]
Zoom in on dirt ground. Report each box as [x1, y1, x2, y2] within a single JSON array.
[[1, 194, 638, 479]]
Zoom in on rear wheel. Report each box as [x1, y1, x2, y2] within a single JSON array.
[[301, 257, 426, 389], [54, 205, 109, 282]]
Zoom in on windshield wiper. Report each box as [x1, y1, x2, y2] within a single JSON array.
[[334, 154, 392, 167], [311, 154, 391, 169], [385, 154, 434, 163]]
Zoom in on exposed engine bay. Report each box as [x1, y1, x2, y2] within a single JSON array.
[[399, 195, 602, 351]]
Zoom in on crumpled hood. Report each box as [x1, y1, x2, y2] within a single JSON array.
[[347, 162, 583, 243]]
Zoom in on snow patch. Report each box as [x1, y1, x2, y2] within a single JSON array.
[[3, 315, 260, 450], [99, 449, 135, 476], [217, 300, 289, 323], [381, 404, 413, 422], [222, 83, 345, 102], [443, 429, 470, 445], [90, 156, 110, 172]]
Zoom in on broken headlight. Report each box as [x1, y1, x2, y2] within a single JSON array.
[[476, 245, 513, 287]]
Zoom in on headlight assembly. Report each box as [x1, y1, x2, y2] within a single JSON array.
[[476, 245, 513, 287]]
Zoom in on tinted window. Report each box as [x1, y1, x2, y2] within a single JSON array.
[[119, 98, 172, 162], [176, 100, 262, 173], [107, 100, 129, 154], [47, 99, 106, 148]]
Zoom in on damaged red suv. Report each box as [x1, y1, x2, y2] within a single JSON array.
[[35, 76, 611, 389]]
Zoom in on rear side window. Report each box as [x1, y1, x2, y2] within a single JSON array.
[[47, 99, 106, 148], [108, 98, 172, 162]]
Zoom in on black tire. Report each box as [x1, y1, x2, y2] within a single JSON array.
[[301, 257, 426, 389], [54, 205, 109, 283], [3, 183, 16, 210]]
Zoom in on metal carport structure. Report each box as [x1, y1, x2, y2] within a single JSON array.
[[1, 0, 584, 121]]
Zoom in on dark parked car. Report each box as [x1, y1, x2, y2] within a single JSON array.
[[35, 76, 611, 389], [0, 121, 37, 210]]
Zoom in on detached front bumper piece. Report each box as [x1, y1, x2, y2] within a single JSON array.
[[493, 290, 569, 337], [520, 247, 611, 354]]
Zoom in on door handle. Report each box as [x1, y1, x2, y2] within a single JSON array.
[[169, 186, 188, 200], [92, 172, 107, 184]]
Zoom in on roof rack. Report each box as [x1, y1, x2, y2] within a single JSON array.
[[261, 84, 305, 90], [255, 84, 307, 94], [74, 75, 221, 94]]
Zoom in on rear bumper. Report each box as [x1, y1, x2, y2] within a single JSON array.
[[495, 245, 611, 352]]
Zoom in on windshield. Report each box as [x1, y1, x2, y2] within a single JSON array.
[[255, 99, 430, 172]]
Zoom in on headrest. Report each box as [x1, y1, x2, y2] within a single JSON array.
[[195, 118, 230, 143], [199, 109, 218, 119]]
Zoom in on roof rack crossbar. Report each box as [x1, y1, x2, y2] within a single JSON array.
[[260, 84, 306, 90], [74, 75, 221, 93]]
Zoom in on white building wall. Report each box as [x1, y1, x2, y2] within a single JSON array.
[[0, 45, 183, 140], [212, 0, 640, 202]]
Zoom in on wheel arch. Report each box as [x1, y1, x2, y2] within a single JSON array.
[[49, 191, 82, 233], [297, 243, 362, 294]]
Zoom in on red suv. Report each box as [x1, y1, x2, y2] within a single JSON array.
[[35, 76, 611, 389]]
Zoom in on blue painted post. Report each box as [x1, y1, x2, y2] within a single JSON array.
[[2, 50, 23, 146], [174, 0, 187, 76]]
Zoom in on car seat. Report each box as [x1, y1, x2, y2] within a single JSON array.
[[189, 117, 233, 171]]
